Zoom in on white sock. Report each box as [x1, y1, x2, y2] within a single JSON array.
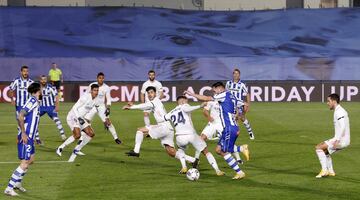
[[206, 152, 220, 172], [134, 131, 144, 153], [178, 149, 196, 163], [74, 134, 92, 151], [316, 149, 327, 170], [326, 155, 334, 173], [144, 115, 150, 126], [59, 135, 75, 149], [108, 124, 118, 140], [175, 150, 187, 169], [194, 150, 201, 159]]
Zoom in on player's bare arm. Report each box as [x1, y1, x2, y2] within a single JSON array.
[[184, 91, 213, 101], [18, 110, 28, 144]]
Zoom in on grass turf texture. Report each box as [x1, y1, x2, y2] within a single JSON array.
[[0, 102, 359, 200]]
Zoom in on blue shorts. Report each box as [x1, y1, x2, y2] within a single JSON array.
[[15, 106, 22, 119], [40, 106, 58, 119], [218, 125, 239, 153], [17, 138, 35, 160]]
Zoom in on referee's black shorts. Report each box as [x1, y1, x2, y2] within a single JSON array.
[[51, 81, 61, 90]]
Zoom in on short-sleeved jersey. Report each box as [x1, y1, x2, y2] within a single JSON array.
[[70, 93, 99, 119], [141, 80, 163, 102], [226, 80, 248, 102], [213, 91, 238, 128], [41, 84, 57, 107], [18, 96, 40, 140], [130, 97, 167, 124], [48, 68, 62, 81], [88, 82, 111, 106], [204, 101, 221, 125], [333, 105, 350, 142], [165, 104, 201, 135], [9, 77, 34, 107]]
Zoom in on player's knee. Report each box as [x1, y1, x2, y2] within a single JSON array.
[[215, 147, 222, 155], [165, 146, 176, 157], [202, 148, 209, 155]]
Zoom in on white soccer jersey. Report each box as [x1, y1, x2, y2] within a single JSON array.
[[226, 80, 248, 102], [141, 80, 163, 102], [204, 101, 221, 125], [88, 82, 111, 106], [70, 93, 99, 119], [130, 97, 167, 124], [333, 105, 350, 144], [165, 104, 201, 135]]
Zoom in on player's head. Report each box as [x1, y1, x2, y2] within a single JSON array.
[[21, 66, 29, 79], [176, 95, 188, 105], [148, 70, 156, 81], [146, 86, 157, 100], [28, 82, 41, 99], [233, 68, 241, 81], [212, 82, 225, 94], [97, 72, 105, 85], [90, 84, 99, 98], [52, 62, 57, 69], [39, 75, 48, 86], [327, 93, 340, 110]]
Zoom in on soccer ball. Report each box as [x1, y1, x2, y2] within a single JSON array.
[[186, 168, 200, 181]]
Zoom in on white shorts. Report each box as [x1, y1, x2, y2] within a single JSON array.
[[85, 104, 107, 122], [176, 133, 207, 152], [147, 122, 174, 147], [324, 138, 350, 154], [201, 122, 223, 140], [67, 111, 90, 131]]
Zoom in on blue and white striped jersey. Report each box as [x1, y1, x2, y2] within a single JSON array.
[[9, 77, 34, 107], [225, 80, 248, 102], [41, 84, 57, 107], [213, 91, 238, 128], [18, 96, 40, 140]]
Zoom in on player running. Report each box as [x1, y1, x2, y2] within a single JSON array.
[[140, 70, 164, 126], [164, 96, 225, 175], [123, 86, 196, 171], [185, 82, 249, 180], [4, 83, 41, 196], [84, 72, 122, 144], [34, 75, 66, 142], [199, 100, 248, 165], [56, 84, 100, 162], [226, 68, 255, 140], [315, 93, 350, 178]]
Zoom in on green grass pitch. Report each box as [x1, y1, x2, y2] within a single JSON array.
[[0, 102, 359, 200]]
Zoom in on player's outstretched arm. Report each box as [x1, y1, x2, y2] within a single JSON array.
[[123, 101, 153, 111], [184, 91, 213, 101]]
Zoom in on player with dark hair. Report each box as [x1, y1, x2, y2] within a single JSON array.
[[140, 70, 164, 126], [315, 93, 350, 178], [123, 87, 196, 172], [84, 72, 121, 144], [56, 84, 100, 162], [4, 83, 41, 196], [9, 66, 34, 131], [34, 75, 66, 142], [185, 81, 249, 180]]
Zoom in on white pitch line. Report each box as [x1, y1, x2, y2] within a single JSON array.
[[0, 160, 68, 164]]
